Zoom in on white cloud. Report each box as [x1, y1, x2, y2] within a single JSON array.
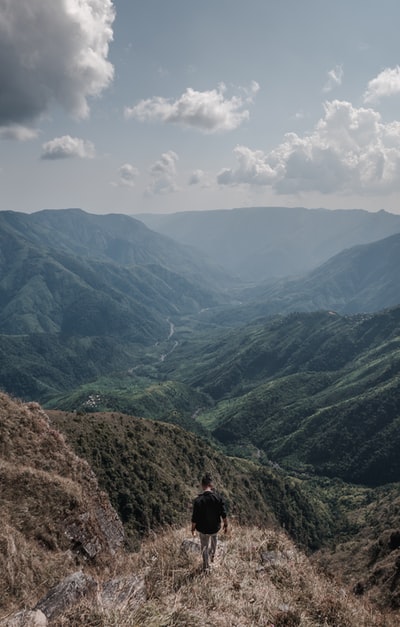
[[125, 82, 259, 133], [41, 135, 95, 159], [189, 169, 205, 185], [218, 100, 400, 195], [146, 151, 179, 195], [118, 163, 139, 187], [0, 125, 39, 141], [218, 146, 277, 186], [363, 66, 400, 104], [0, 0, 115, 132], [323, 65, 343, 93]]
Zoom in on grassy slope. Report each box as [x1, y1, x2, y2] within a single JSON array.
[[0, 392, 123, 615], [2, 391, 400, 622], [48, 408, 336, 551], [58, 525, 398, 627]]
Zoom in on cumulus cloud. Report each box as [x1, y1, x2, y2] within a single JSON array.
[[125, 82, 259, 133], [0, 0, 115, 132], [218, 100, 400, 195], [146, 151, 179, 195], [189, 169, 205, 185], [363, 66, 400, 104], [118, 163, 139, 187], [323, 65, 343, 93], [41, 135, 95, 160]]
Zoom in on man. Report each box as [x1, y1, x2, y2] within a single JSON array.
[[191, 473, 228, 572]]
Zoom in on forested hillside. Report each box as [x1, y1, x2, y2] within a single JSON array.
[[241, 230, 400, 315], [3, 206, 400, 623], [2, 206, 400, 486]]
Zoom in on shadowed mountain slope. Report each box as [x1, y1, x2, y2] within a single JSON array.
[[242, 231, 400, 316], [0, 208, 230, 287], [0, 208, 232, 401]]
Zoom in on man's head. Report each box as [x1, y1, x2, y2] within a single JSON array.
[[201, 473, 213, 489]]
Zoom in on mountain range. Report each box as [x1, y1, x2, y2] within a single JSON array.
[[3, 205, 400, 622], [137, 205, 400, 281], [2, 205, 400, 485]]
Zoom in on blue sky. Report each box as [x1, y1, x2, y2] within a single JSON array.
[[2, 0, 400, 215]]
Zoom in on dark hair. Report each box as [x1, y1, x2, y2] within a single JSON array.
[[201, 473, 213, 487]]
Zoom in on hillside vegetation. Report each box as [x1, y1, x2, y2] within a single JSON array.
[[44, 305, 400, 487], [54, 525, 398, 627], [241, 230, 400, 316], [47, 408, 336, 551], [3, 206, 400, 411], [2, 391, 400, 626]]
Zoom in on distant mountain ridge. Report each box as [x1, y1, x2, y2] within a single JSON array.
[[240, 230, 400, 316], [136, 206, 400, 281], [0, 208, 231, 337], [0, 208, 231, 400], [0, 208, 230, 285]]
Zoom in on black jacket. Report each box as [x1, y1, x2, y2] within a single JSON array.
[[191, 490, 227, 534]]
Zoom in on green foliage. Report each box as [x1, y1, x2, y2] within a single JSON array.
[[158, 309, 400, 486], [46, 376, 213, 437], [49, 409, 338, 550]]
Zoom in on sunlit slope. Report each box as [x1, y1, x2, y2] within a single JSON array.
[[160, 308, 400, 485]]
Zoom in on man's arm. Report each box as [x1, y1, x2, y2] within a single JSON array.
[[220, 496, 228, 532]]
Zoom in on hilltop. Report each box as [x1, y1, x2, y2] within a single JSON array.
[[2, 391, 400, 626]]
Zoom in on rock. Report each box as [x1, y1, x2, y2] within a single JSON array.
[[64, 496, 125, 559], [1, 609, 47, 626], [181, 538, 201, 553], [260, 549, 294, 566], [100, 574, 146, 610], [34, 572, 97, 620]]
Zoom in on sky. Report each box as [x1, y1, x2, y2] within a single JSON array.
[[2, 0, 400, 216]]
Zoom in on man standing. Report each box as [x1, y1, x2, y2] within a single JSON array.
[[191, 473, 228, 572]]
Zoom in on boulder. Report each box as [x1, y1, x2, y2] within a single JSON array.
[[1, 610, 47, 626], [100, 574, 146, 610], [34, 572, 97, 620]]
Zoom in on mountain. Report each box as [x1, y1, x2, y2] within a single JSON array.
[[3, 392, 400, 624], [47, 407, 336, 551], [240, 230, 400, 316], [0, 208, 232, 401], [0, 208, 230, 287], [136, 206, 400, 281], [148, 308, 400, 486], [45, 305, 400, 487]]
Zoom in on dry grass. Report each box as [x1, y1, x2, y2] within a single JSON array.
[[2, 391, 400, 625], [52, 524, 399, 627], [0, 393, 124, 618]]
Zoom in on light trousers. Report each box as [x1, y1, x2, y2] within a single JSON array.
[[199, 532, 218, 571]]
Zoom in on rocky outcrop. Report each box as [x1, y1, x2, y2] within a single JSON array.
[[2, 572, 146, 626], [0, 393, 124, 617]]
